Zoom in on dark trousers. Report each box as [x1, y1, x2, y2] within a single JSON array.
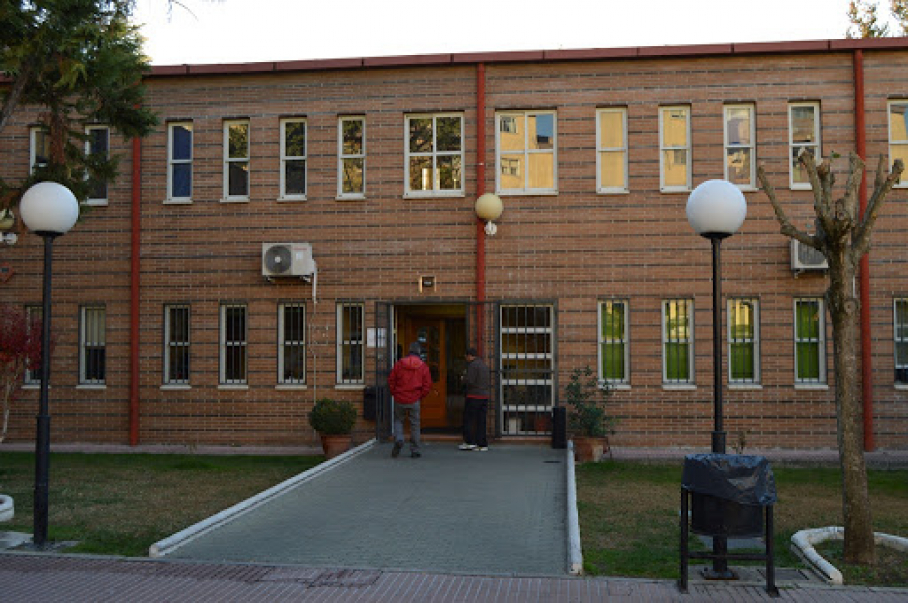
[[463, 397, 489, 447]]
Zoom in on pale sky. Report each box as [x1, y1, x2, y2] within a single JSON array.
[[134, 0, 874, 66]]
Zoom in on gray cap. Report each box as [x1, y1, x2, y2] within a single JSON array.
[[408, 342, 422, 354]]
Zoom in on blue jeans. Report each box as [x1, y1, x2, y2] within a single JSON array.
[[393, 401, 421, 451]]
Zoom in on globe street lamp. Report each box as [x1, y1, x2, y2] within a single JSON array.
[[686, 179, 746, 579], [19, 182, 80, 549]]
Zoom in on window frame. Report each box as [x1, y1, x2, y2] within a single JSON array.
[[894, 298, 908, 385], [788, 102, 821, 190], [278, 302, 307, 385], [659, 105, 692, 193], [499, 304, 555, 435], [166, 121, 193, 203], [336, 302, 365, 385], [338, 116, 366, 199], [727, 297, 760, 385], [495, 110, 558, 195], [598, 299, 629, 385], [596, 108, 629, 194], [79, 305, 106, 386], [404, 112, 464, 198], [888, 100, 908, 189], [163, 304, 190, 386], [30, 126, 49, 173], [794, 298, 826, 385], [723, 104, 756, 190], [219, 303, 248, 386], [222, 119, 250, 202], [279, 117, 307, 201], [84, 125, 110, 205], [662, 298, 694, 385]]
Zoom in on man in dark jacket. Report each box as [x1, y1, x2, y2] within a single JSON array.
[[460, 347, 490, 451], [388, 342, 433, 458]]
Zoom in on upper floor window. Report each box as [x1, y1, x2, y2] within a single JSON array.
[[728, 298, 760, 385], [598, 300, 629, 385], [724, 104, 755, 189], [789, 102, 821, 190], [337, 302, 364, 384], [167, 122, 193, 202], [164, 305, 190, 386], [280, 118, 307, 200], [894, 298, 908, 384], [85, 125, 110, 205], [220, 303, 247, 385], [496, 111, 557, 194], [659, 106, 691, 192], [596, 108, 628, 193], [405, 113, 463, 197], [888, 100, 908, 188], [223, 120, 249, 201], [30, 126, 49, 172], [338, 117, 365, 199], [279, 302, 306, 385], [79, 305, 106, 385], [663, 298, 693, 385], [794, 298, 826, 384]]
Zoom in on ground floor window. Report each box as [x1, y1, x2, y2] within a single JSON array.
[[598, 299, 628, 385], [337, 302, 364, 384], [164, 305, 190, 385], [279, 302, 306, 384], [794, 298, 825, 384], [220, 303, 247, 385], [662, 298, 693, 385], [894, 298, 908, 384], [728, 298, 759, 384], [79, 305, 106, 385], [500, 304, 554, 435], [24, 305, 42, 385]]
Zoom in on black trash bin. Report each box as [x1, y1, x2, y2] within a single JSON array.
[[679, 454, 779, 597], [551, 406, 567, 449], [362, 386, 376, 421]]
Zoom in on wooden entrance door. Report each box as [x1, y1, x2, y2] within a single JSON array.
[[402, 317, 446, 428]]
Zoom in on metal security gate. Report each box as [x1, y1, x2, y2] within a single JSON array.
[[466, 301, 500, 436], [373, 302, 393, 440]]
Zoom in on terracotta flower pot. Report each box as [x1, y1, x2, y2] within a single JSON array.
[[573, 436, 609, 463], [319, 433, 352, 460]]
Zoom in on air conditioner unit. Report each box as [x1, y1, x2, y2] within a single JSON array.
[[262, 243, 315, 278], [790, 239, 828, 272]]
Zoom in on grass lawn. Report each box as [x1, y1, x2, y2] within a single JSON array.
[[0, 452, 321, 556], [576, 461, 908, 587]]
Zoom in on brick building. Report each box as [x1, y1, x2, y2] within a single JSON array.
[[1, 37, 907, 450]]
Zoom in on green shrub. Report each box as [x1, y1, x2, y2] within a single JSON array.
[[565, 366, 616, 437], [308, 398, 356, 435]]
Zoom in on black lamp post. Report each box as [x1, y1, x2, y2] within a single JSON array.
[[686, 179, 747, 578], [19, 182, 80, 549]]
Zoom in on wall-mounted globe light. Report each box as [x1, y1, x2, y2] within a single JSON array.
[[475, 193, 503, 236]]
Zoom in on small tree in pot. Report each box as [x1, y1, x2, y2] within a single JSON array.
[[565, 366, 616, 462], [308, 398, 357, 460]]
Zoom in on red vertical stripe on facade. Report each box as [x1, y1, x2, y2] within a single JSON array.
[[476, 63, 486, 357]]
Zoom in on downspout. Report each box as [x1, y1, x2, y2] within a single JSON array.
[[476, 62, 486, 356], [854, 49, 874, 451], [129, 136, 141, 446]]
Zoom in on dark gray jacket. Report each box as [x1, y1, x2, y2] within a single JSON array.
[[464, 357, 490, 398]]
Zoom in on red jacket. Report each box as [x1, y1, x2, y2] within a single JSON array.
[[388, 353, 432, 404]]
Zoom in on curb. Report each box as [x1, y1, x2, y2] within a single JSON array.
[[149, 439, 376, 558], [565, 441, 583, 575], [791, 526, 908, 585]]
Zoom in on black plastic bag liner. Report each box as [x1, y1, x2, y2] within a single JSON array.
[[682, 453, 777, 506]]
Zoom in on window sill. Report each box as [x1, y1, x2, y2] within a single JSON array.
[[76, 384, 107, 390], [795, 383, 828, 390], [659, 188, 692, 194], [276, 384, 308, 390], [597, 189, 630, 195], [496, 190, 559, 196], [220, 197, 249, 204], [336, 195, 366, 202], [403, 191, 465, 199], [218, 384, 249, 391], [335, 383, 365, 391], [729, 383, 763, 390], [894, 384, 908, 390], [603, 383, 630, 390], [82, 200, 108, 207], [663, 384, 696, 391], [277, 196, 307, 202], [163, 198, 192, 205], [161, 384, 191, 390]]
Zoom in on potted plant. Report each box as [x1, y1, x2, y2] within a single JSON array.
[[308, 398, 357, 460], [564, 366, 616, 463]]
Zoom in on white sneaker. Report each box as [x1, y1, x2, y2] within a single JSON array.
[[458, 443, 477, 451], [474, 446, 489, 452]]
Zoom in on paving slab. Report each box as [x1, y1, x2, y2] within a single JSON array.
[[165, 443, 569, 576]]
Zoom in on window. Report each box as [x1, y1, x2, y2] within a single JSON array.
[[223, 120, 249, 201], [338, 117, 365, 198], [167, 122, 193, 201], [24, 305, 42, 386], [337, 302, 364, 384], [405, 113, 463, 196], [496, 111, 556, 194], [83, 125, 110, 205], [789, 102, 821, 189], [596, 108, 628, 193], [163, 305, 190, 385], [663, 299, 693, 384], [30, 126, 49, 172], [500, 304, 554, 435], [894, 298, 908, 384], [598, 300, 628, 384], [888, 100, 908, 188], [794, 298, 826, 384], [220, 304, 247, 385], [728, 298, 760, 384], [79, 305, 106, 385], [724, 104, 755, 189], [280, 118, 307, 200], [279, 303, 306, 385], [659, 106, 691, 192]]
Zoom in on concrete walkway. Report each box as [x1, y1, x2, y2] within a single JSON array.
[[162, 442, 570, 576]]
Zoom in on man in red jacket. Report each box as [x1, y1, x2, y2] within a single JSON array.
[[388, 342, 433, 458]]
